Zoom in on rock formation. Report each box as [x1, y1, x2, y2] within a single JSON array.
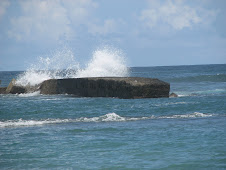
[[1, 77, 170, 98], [169, 92, 178, 98], [40, 77, 170, 99], [0, 87, 6, 94], [0, 79, 41, 94], [6, 79, 26, 94]]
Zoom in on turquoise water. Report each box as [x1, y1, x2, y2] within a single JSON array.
[[0, 64, 226, 169]]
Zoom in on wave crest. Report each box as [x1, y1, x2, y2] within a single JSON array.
[[159, 112, 213, 119], [16, 46, 129, 87], [0, 112, 215, 128]]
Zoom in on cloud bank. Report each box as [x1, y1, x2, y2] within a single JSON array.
[[7, 0, 120, 43]]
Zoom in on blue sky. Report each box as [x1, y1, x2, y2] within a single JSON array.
[[0, 0, 226, 71]]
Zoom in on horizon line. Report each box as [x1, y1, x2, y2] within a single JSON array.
[[0, 63, 225, 72]]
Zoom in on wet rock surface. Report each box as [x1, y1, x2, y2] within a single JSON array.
[[6, 79, 26, 94], [169, 92, 178, 98], [0, 87, 7, 94], [1, 77, 170, 98], [40, 77, 170, 99]]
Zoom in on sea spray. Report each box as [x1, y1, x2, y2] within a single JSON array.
[[16, 46, 129, 86], [16, 48, 79, 86], [76, 46, 129, 78]]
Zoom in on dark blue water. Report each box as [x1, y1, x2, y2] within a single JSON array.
[[0, 64, 226, 169]]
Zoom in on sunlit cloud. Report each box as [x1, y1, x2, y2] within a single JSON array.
[[7, 0, 98, 42], [140, 0, 217, 30]]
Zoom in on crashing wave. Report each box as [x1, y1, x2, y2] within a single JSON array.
[[15, 46, 129, 87], [0, 112, 215, 128]]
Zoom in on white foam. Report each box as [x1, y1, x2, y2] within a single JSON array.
[[159, 112, 213, 119], [76, 113, 146, 122], [0, 112, 214, 128], [76, 47, 129, 78], [0, 118, 71, 128], [16, 46, 129, 87], [0, 113, 147, 128], [77, 113, 126, 122], [155, 102, 187, 106], [177, 94, 188, 97], [16, 48, 79, 86], [18, 91, 40, 97]]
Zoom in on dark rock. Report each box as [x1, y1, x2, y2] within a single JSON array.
[[40, 77, 170, 99], [0, 79, 7, 94], [0, 87, 7, 94], [169, 92, 178, 98], [25, 84, 41, 93], [6, 79, 26, 94]]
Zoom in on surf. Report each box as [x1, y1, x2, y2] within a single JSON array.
[[0, 112, 214, 128], [15, 46, 130, 87]]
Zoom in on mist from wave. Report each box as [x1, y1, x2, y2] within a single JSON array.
[[15, 46, 129, 87]]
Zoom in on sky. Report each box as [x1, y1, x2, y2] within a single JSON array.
[[0, 0, 226, 71]]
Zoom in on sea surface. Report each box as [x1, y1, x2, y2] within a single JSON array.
[[0, 64, 226, 169]]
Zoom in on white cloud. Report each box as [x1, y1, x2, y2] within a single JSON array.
[[62, 0, 97, 25], [8, 0, 71, 42], [7, 0, 120, 42], [140, 0, 217, 30], [88, 19, 118, 35], [0, 0, 10, 20], [7, 0, 97, 42]]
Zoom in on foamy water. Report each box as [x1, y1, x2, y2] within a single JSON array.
[[16, 46, 129, 87], [18, 91, 40, 97], [159, 112, 213, 119], [0, 112, 213, 128]]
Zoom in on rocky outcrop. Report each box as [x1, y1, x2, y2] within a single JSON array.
[[0, 79, 40, 94], [169, 92, 178, 98], [0, 87, 7, 94], [40, 77, 170, 99], [5, 79, 26, 94], [0, 79, 6, 94], [1, 77, 170, 98]]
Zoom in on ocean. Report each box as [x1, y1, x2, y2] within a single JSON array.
[[0, 64, 226, 169]]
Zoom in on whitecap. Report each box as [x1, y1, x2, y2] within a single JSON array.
[[0, 118, 72, 128], [18, 91, 40, 97], [15, 46, 129, 87], [0, 112, 215, 128], [159, 112, 213, 119], [0, 113, 148, 128], [77, 113, 128, 122]]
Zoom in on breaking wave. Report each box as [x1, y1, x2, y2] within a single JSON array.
[[0, 112, 214, 128], [16, 48, 79, 86], [76, 47, 128, 78], [18, 91, 40, 97], [159, 112, 213, 119], [16, 46, 129, 87]]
